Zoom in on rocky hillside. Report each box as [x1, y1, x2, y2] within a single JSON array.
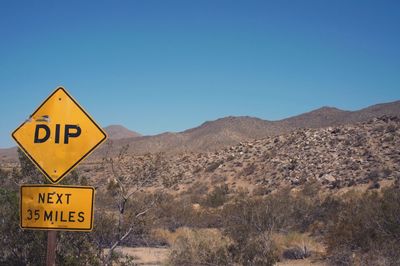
[[91, 116, 400, 193], [94, 100, 400, 156]]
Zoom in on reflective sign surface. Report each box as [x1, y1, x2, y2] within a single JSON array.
[[20, 185, 95, 231], [12, 87, 107, 183]]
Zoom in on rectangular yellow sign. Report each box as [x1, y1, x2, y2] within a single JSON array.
[[20, 185, 94, 231]]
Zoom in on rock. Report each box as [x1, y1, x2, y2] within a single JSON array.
[[368, 182, 380, 190], [282, 246, 310, 260]]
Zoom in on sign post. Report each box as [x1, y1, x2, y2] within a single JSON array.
[[46, 231, 57, 266], [12, 87, 107, 265]]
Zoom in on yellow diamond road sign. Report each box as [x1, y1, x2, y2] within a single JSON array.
[[20, 185, 95, 231], [12, 87, 107, 183]]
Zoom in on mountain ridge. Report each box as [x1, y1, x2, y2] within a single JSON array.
[[1, 100, 399, 162], [104, 125, 141, 140], [95, 100, 400, 157]]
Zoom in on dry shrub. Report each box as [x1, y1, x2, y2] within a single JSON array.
[[241, 163, 257, 176], [203, 184, 229, 208], [221, 196, 280, 265], [166, 228, 233, 266], [205, 160, 223, 172], [184, 181, 208, 204], [252, 185, 271, 196], [151, 228, 192, 246], [237, 232, 279, 266], [153, 194, 223, 230], [272, 232, 324, 260], [326, 186, 400, 265]]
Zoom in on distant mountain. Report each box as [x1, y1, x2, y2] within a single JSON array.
[[279, 106, 351, 128], [104, 125, 141, 140], [1, 100, 400, 161], [281, 101, 400, 128], [95, 100, 400, 157], [0, 146, 17, 163]]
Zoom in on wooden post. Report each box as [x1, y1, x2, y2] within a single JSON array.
[[46, 231, 57, 266]]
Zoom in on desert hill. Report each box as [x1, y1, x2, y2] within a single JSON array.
[[95, 100, 400, 157], [0, 147, 17, 164], [93, 115, 400, 193], [1, 100, 400, 162], [281, 100, 400, 128], [104, 125, 141, 140]]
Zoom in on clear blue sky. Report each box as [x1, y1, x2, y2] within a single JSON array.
[[1, 0, 399, 148]]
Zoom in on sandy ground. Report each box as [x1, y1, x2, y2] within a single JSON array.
[[277, 259, 327, 266], [115, 246, 327, 266], [116, 246, 169, 265]]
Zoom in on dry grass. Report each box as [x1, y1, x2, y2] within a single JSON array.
[[272, 232, 326, 262], [273, 232, 325, 253], [106, 246, 169, 265], [276, 258, 327, 266], [151, 227, 229, 247], [152, 227, 233, 266]]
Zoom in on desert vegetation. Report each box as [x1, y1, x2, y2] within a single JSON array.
[[1, 117, 400, 265], [2, 158, 399, 265]]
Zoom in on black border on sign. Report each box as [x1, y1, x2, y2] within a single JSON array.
[[20, 185, 95, 231], [11, 87, 107, 184]]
